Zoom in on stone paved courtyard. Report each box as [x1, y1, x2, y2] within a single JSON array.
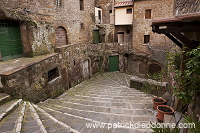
[[0, 72, 157, 133]]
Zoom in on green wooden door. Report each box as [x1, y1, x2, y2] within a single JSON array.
[[93, 30, 100, 44], [109, 55, 119, 72], [0, 20, 23, 61]]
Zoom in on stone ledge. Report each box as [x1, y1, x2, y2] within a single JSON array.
[[130, 76, 169, 94], [0, 53, 58, 76]]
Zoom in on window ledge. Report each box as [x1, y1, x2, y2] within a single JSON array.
[[48, 76, 61, 85], [143, 43, 149, 46]]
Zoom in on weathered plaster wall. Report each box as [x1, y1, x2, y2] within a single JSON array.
[[174, 0, 200, 15], [115, 7, 133, 25]]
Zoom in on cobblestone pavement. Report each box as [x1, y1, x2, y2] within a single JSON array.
[[0, 72, 157, 133]]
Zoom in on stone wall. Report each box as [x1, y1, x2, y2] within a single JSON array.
[[174, 0, 200, 15], [0, 42, 132, 103], [55, 42, 132, 88], [115, 25, 132, 43], [0, 54, 63, 103], [96, 0, 113, 24], [54, 0, 95, 44], [0, 0, 96, 57], [132, 0, 177, 68]]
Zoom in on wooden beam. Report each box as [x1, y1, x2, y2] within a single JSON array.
[[152, 25, 200, 34], [165, 33, 183, 48], [171, 33, 197, 49]]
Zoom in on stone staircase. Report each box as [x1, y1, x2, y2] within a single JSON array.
[[0, 72, 157, 133]]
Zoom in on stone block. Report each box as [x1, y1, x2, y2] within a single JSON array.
[[130, 75, 169, 96]]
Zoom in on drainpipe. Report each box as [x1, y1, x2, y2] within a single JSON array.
[[113, 0, 115, 43]]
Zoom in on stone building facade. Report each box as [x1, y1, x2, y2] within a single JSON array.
[[129, 0, 179, 77], [1, 0, 195, 103], [152, 0, 200, 121], [0, 0, 132, 102]]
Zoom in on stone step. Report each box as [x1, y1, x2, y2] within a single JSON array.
[[38, 104, 156, 133], [56, 96, 153, 109], [66, 94, 152, 101], [74, 91, 148, 97], [21, 102, 47, 133], [33, 104, 78, 133], [37, 105, 113, 133], [104, 72, 127, 87], [51, 96, 153, 108], [0, 102, 26, 133], [0, 93, 12, 106], [112, 72, 130, 87], [39, 100, 156, 118], [0, 99, 22, 121]]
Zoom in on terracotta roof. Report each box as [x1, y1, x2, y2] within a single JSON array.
[[114, 1, 133, 8], [152, 12, 200, 25]]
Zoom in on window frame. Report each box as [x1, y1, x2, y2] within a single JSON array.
[[80, 23, 85, 30], [56, 0, 62, 7], [48, 67, 59, 82], [80, 0, 84, 11], [126, 8, 133, 14], [145, 9, 151, 19], [144, 35, 150, 44]]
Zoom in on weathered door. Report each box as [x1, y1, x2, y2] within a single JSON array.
[[0, 20, 23, 61], [55, 26, 67, 47], [93, 30, 100, 44], [83, 60, 89, 79], [109, 55, 119, 72]]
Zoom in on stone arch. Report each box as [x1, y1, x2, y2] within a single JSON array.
[[148, 63, 162, 74], [55, 26, 68, 47]]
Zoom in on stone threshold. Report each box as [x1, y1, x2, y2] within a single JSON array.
[[0, 53, 58, 76]]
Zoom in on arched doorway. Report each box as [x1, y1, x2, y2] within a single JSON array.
[[55, 26, 67, 47]]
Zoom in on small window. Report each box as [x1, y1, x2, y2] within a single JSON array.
[[56, 0, 62, 7], [126, 8, 132, 14], [144, 35, 150, 44], [98, 10, 101, 21], [145, 9, 151, 19], [81, 23, 85, 29], [109, 10, 112, 14], [48, 68, 59, 82], [80, 0, 84, 11], [126, 30, 131, 34]]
